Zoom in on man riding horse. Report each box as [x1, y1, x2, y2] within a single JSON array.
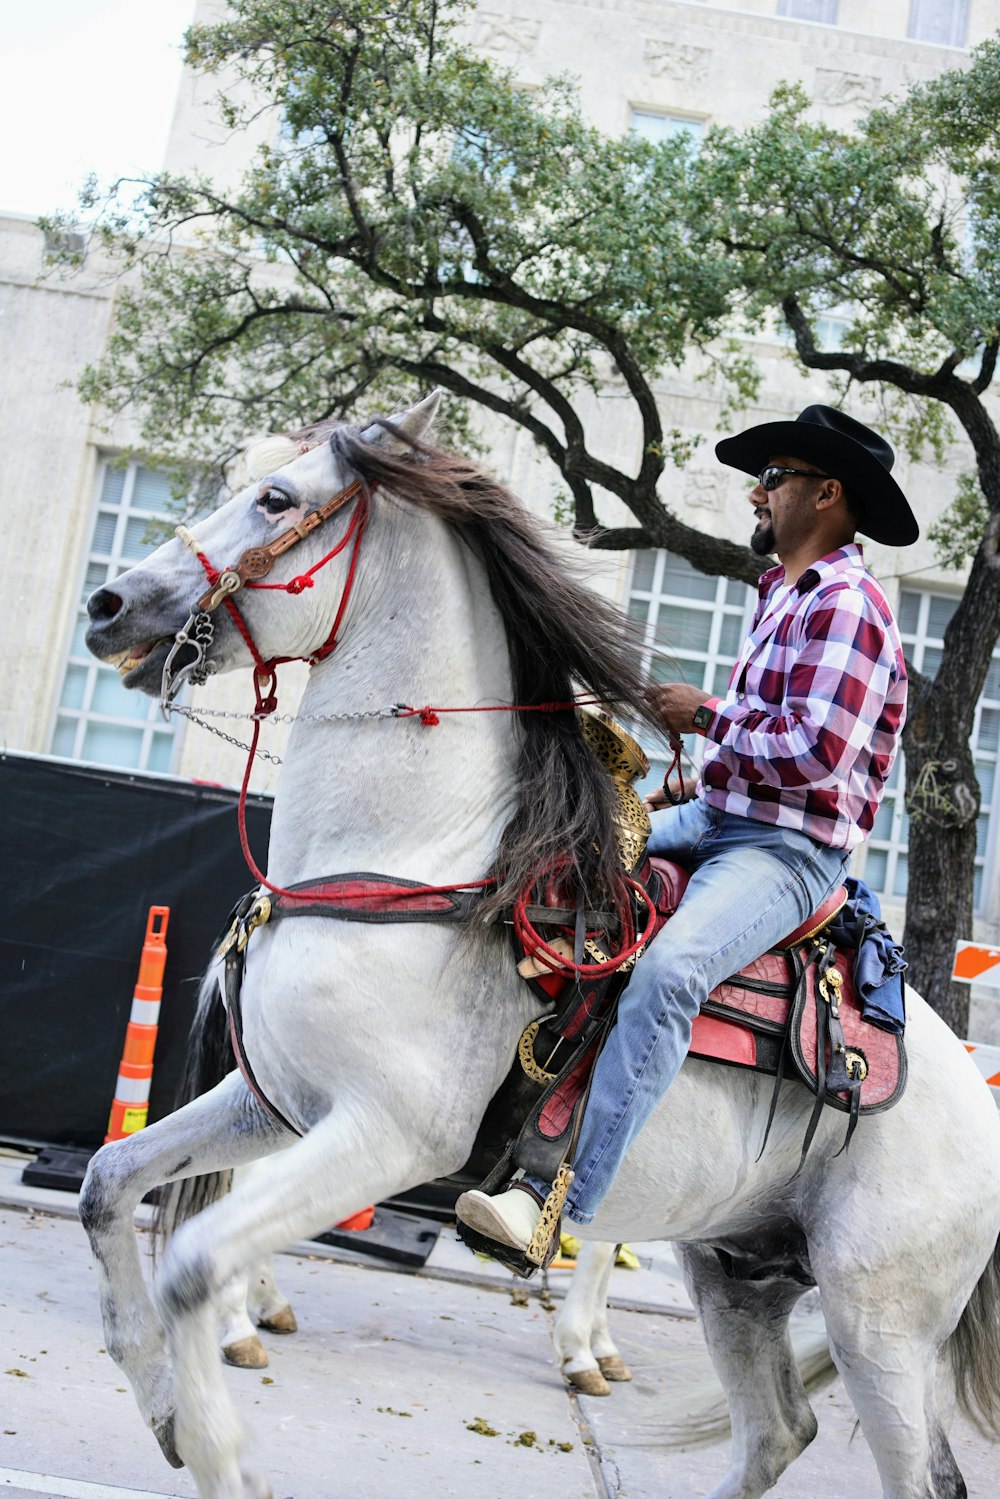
[[456, 404, 919, 1258]]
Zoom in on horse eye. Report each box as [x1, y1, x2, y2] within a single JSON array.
[[258, 489, 295, 515]]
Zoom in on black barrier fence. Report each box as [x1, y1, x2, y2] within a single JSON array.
[[0, 751, 273, 1150]]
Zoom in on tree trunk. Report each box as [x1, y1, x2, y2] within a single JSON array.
[[901, 703, 981, 1037]]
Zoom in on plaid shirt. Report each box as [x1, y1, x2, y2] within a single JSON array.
[[696, 545, 906, 850]]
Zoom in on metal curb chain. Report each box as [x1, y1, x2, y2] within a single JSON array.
[[164, 700, 414, 767], [169, 703, 406, 725], [166, 704, 285, 764]]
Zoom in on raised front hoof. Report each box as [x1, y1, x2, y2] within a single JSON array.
[[258, 1304, 297, 1334], [566, 1366, 612, 1397], [223, 1334, 270, 1369], [597, 1354, 633, 1382], [151, 1413, 184, 1469]]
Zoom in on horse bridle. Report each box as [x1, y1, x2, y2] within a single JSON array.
[[160, 476, 368, 714]]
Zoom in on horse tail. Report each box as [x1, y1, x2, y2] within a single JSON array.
[[949, 1231, 1000, 1439], [152, 964, 233, 1253]]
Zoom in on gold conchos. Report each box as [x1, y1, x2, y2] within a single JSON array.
[[845, 1050, 869, 1082]]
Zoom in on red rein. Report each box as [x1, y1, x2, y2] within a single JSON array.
[[191, 488, 654, 977]]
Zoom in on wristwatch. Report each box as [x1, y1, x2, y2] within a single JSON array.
[[692, 703, 714, 732]]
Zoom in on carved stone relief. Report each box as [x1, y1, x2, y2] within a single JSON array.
[[476, 12, 541, 55], [814, 69, 882, 109], [643, 39, 711, 83], [683, 469, 724, 512]]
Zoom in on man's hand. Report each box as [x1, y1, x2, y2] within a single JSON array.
[[645, 682, 710, 736], [645, 775, 698, 813]]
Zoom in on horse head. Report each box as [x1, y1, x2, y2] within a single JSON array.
[[84, 392, 442, 701]]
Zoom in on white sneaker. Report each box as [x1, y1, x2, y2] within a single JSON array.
[[455, 1185, 543, 1251]]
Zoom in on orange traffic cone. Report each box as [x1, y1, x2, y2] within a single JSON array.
[[106, 907, 170, 1142], [336, 1205, 375, 1231]]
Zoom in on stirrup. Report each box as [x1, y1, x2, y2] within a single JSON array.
[[456, 1164, 575, 1280]]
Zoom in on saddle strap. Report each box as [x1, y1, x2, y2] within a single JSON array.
[[224, 945, 304, 1138], [268, 872, 482, 924]]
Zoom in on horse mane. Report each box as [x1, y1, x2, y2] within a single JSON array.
[[305, 416, 665, 923]]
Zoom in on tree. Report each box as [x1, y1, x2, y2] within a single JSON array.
[[47, 0, 1000, 1032], [55, 0, 761, 580], [696, 66, 1000, 1033]]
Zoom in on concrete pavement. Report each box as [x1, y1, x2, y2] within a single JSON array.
[[0, 1157, 997, 1498]]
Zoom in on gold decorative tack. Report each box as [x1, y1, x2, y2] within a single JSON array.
[[819, 964, 844, 1009], [579, 710, 652, 872], [236, 894, 272, 952], [845, 1050, 868, 1082], [526, 1163, 575, 1267], [583, 936, 611, 966], [518, 1021, 557, 1085], [578, 711, 649, 782], [216, 921, 240, 961]]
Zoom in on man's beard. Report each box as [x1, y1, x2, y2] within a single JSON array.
[[750, 519, 775, 556]]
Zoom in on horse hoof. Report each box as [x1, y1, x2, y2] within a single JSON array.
[[223, 1335, 270, 1369], [241, 1464, 274, 1499], [597, 1354, 633, 1382], [566, 1367, 612, 1397], [151, 1413, 184, 1469], [258, 1304, 297, 1334]]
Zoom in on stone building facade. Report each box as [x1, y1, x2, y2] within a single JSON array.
[[3, 0, 998, 1022]]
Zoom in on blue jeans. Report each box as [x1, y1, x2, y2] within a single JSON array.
[[529, 799, 848, 1225]]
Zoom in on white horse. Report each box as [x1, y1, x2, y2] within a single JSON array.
[[80, 393, 1000, 1499]]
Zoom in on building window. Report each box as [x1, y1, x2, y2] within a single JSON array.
[[777, 0, 838, 22], [861, 589, 998, 911], [907, 0, 968, 46], [630, 110, 705, 146], [626, 550, 756, 793], [778, 302, 855, 353], [50, 459, 183, 774]]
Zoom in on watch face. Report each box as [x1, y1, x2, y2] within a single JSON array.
[[693, 705, 712, 729]]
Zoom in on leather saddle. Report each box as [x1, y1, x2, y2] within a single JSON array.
[[463, 855, 906, 1200]]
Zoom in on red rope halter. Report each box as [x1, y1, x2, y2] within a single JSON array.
[[184, 481, 652, 974]]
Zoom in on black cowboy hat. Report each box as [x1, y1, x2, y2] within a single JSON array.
[[715, 405, 919, 546]]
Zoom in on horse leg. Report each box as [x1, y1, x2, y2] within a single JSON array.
[[220, 1163, 297, 1367], [79, 1072, 288, 1473], [816, 1264, 968, 1499], [218, 1257, 297, 1368], [589, 1243, 633, 1383], [155, 1106, 438, 1499], [678, 1243, 818, 1499], [247, 1255, 298, 1333], [218, 1269, 270, 1370], [553, 1240, 617, 1395]]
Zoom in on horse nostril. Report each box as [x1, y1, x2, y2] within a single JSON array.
[[87, 587, 124, 623]]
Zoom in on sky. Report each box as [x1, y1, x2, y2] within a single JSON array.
[[1, 0, 196, 219]]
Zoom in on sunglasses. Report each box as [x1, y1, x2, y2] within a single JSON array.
[[756, 465, 833, 491]]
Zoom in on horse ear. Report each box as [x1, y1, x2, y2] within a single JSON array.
[[361, 390, 442, 452]]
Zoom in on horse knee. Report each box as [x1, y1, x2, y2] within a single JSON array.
[[79, 1142, 129, 1235], [157, 1234, 216, 1321]]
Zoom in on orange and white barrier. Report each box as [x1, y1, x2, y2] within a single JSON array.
[[953, 942, 1000, 989], [964, 1040, 1000, 1093], [106, 906, 170, 1142]]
